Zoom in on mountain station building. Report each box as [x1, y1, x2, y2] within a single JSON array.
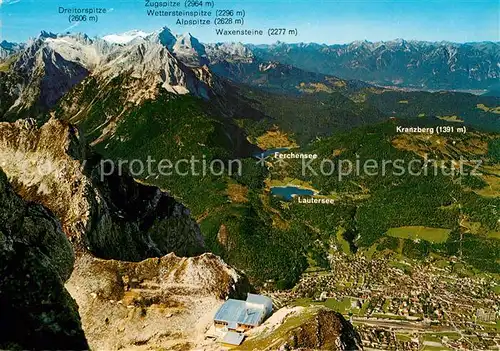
[[212, 293, 273, 346]]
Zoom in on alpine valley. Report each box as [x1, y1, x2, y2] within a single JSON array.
[[0, 27, 499, 350]]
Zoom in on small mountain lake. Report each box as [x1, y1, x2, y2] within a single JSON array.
[[253, 148, 290, 159], [271, 186, 315, 201]]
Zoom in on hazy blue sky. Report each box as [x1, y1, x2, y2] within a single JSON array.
[[1, 0, 499, 44]]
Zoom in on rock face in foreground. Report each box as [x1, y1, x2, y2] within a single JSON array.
[[0, 170, 88, 350], [282, 309, 363, 351], [0, 118, 205, 261], [0, 118, 250, 349], [66, 252, 248, 350]]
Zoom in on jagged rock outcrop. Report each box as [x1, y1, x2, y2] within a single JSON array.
[[244, 307, 363, 351], [43, 33, 114, 70], [281, 309, 363, 351], [0, 169, 88, 350], [0, 118, 205, 261]]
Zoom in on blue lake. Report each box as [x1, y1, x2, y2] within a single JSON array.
[[271, 186, 315, 201], [253, 148, 289, 159]]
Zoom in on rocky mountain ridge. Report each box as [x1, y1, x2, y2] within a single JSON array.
[[0, 28, 215, 119]]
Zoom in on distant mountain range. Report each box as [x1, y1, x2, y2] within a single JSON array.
[[3, 32, 499, 92], [1, 28, 499, 135], [0, 40, 25, 60], [2, 33, 498, 92], [250, 40, 500, 92]]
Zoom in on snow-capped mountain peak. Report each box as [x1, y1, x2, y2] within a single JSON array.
[[2, 26, 216, 119], [100, 28, 208, 66], [103, 30, 152, 44]]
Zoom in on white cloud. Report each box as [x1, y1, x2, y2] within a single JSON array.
[[2, 0, 22, 5], [63, 22, 80, 32]]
